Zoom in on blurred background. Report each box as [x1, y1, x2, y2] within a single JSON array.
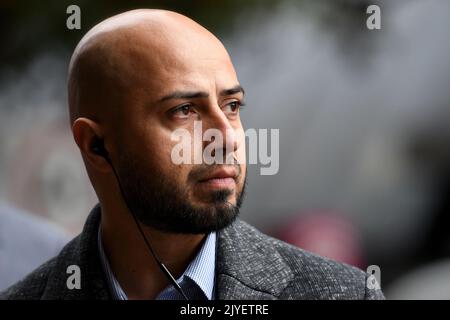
[[1, 0, 449, 298]]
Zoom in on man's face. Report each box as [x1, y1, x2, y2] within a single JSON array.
[[108, 30, 247, 234]]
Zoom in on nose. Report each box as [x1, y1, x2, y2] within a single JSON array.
[[203, 107, 240, 162]]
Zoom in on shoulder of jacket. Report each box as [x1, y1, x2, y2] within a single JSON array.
[[224, 219, 369, 299]]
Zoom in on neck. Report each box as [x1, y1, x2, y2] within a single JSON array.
[[100, 204, 206, 300]]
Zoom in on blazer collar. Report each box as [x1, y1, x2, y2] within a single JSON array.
[[215, 219, 294, 299]]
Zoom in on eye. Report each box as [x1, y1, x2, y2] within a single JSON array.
[[223, 100, 244, 116], [171, 104, 195, 119]]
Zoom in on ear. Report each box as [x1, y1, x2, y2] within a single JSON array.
[[72, 117, 111, 173]]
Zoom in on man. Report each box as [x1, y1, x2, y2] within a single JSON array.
[[0, 9, 384, 300]]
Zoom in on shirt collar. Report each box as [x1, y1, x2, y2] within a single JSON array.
[[98, 225, 216, 300], [182, 231, 216, 300]]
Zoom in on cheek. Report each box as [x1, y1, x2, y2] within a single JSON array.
[[144, 130, 192, 183], [236, 128, 246, 165]]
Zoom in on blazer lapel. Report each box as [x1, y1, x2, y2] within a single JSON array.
[[215, 219, 294, 300]]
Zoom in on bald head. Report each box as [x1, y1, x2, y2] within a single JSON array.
[[69, 9, 246, 236], [68, 9, 234, 125]]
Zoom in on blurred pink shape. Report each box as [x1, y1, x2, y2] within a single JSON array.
[[276, 210, 365, 268]]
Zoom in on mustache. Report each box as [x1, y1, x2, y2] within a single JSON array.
[[188, 163, 242, 182]]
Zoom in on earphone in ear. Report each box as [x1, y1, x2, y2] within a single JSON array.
[[92, 138, 108, 158]]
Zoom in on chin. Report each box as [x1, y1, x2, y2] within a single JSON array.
[[192, 194, 236, 207]]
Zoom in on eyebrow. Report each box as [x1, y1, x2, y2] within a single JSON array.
[[158, 85, 245, 102], [219, 85, 245, 97]]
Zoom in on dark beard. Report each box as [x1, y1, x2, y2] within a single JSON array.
[[115, 156, 246, 234]]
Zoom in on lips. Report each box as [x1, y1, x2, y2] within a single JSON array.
[[198, 167, 238, 182]]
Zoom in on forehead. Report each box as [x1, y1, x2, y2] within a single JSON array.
[[113, 26, 239, 101]]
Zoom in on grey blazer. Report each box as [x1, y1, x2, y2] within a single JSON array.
[[0, 205, 384, 300]]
